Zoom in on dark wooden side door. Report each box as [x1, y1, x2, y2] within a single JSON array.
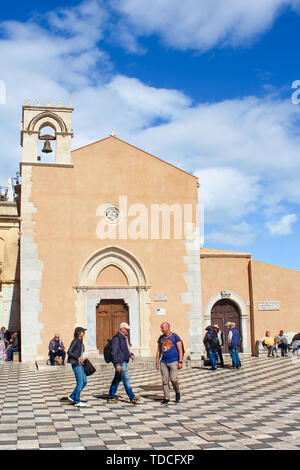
[[211, 299, 242, 353], [96, 299, 129, 353]]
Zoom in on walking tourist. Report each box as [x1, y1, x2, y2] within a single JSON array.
[[107, 322, 141, 404], [156, 322, 183, 405], [67, 327, 89, 407]]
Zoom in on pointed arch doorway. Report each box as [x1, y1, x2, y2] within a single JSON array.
[[75, 246, 151, 358], [96, 299, 129, 353]]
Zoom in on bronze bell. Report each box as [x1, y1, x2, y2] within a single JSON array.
[[42, 140, 53, 153]]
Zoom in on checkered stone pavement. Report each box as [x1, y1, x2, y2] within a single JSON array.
[[1, 355, 300, 450]]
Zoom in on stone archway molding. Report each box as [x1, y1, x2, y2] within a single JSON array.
[[74, 246, 151, 358], [79, 245, 148, 287]]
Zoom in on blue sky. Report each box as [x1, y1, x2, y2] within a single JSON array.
[[1, 0, 300, 270]]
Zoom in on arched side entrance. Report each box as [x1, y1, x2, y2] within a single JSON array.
[[204, 292, 250, 353], [211, 299, 242, 353], [74, 246, 151, 358]]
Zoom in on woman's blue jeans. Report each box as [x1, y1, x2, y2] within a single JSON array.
[[109, 361, 135, 400], [70, 364, 87, 404]]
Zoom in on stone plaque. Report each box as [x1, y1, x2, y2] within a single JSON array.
[[154, 294, 168, 301], [258, 301, 280, 311]]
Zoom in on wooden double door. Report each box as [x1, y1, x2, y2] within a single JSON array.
[[210, 299, 242, 353], [96, 299, 129, 353]]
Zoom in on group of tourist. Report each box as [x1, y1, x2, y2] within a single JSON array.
[[203, 322, 242, 370], [0, 327, 19, 361], [4, 318, 300, 411], [50, 322, 183, 408], [262, 330, 300, 357], [56, 321, 243, 408]]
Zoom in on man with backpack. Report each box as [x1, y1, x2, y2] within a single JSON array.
[[106, 322, 141, 404], [203, 326, 219, 371], [156, 322, 183, 405], [226, 321, 242, 369]]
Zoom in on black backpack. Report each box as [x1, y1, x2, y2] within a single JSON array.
[[209, 335, 219, 349], [103, 335, 121, 363], [103, 339, 113, 363]]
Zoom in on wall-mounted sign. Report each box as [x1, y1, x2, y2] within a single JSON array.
[[156, 308, 166, 316], [146, 298, 151, 304], [154, 295, 168, 301], [258, 301, 280, 311]]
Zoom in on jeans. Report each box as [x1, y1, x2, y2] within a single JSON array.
[[6, 347, 18, 362], [278, 343, 289, 356], [229, 347, 241, 368], [109, 361, 135, 401], [69, 364, 87, 404], [207, 350, 218, 369], [266, 345, 277, 356]]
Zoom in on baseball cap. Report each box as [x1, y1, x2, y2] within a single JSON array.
[[120, 322, 130, 329], [74, 327, 87, 335]]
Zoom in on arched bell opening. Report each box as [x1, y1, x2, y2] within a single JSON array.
[[38, 124, 56, 163]]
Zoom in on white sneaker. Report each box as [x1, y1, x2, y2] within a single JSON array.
[[67, 396, 74, 403], [74, 402, 90, 407]]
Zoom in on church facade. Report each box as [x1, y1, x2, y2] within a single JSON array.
[[0, 101, 300, 362]]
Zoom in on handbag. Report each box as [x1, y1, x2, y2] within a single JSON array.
[[82, 358, 96, 376]]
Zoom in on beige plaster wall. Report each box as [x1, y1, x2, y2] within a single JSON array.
[[27, 137, 199, 358], [251, 260, 300, 340]]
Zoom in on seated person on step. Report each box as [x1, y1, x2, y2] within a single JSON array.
[[48, 334, 66, 365], [291, 333, 300, 357], [275, 330, 290, 357], [262, 331, 278, 357], [6, 332, 19, 361]]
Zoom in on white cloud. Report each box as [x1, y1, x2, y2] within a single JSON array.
[[194, 167, 261, 224], [266, 214, 298, 235], [110, 0, 300, 52], [206, 221, 256, 246]]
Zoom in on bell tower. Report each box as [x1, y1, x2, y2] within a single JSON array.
[[21, 100, 74, 164], [20, 100, 74, 362]]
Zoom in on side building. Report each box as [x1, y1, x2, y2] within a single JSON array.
[[0, 194, 20, 337]]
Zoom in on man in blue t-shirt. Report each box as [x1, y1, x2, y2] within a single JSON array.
[[156, 322, 183, 405]]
